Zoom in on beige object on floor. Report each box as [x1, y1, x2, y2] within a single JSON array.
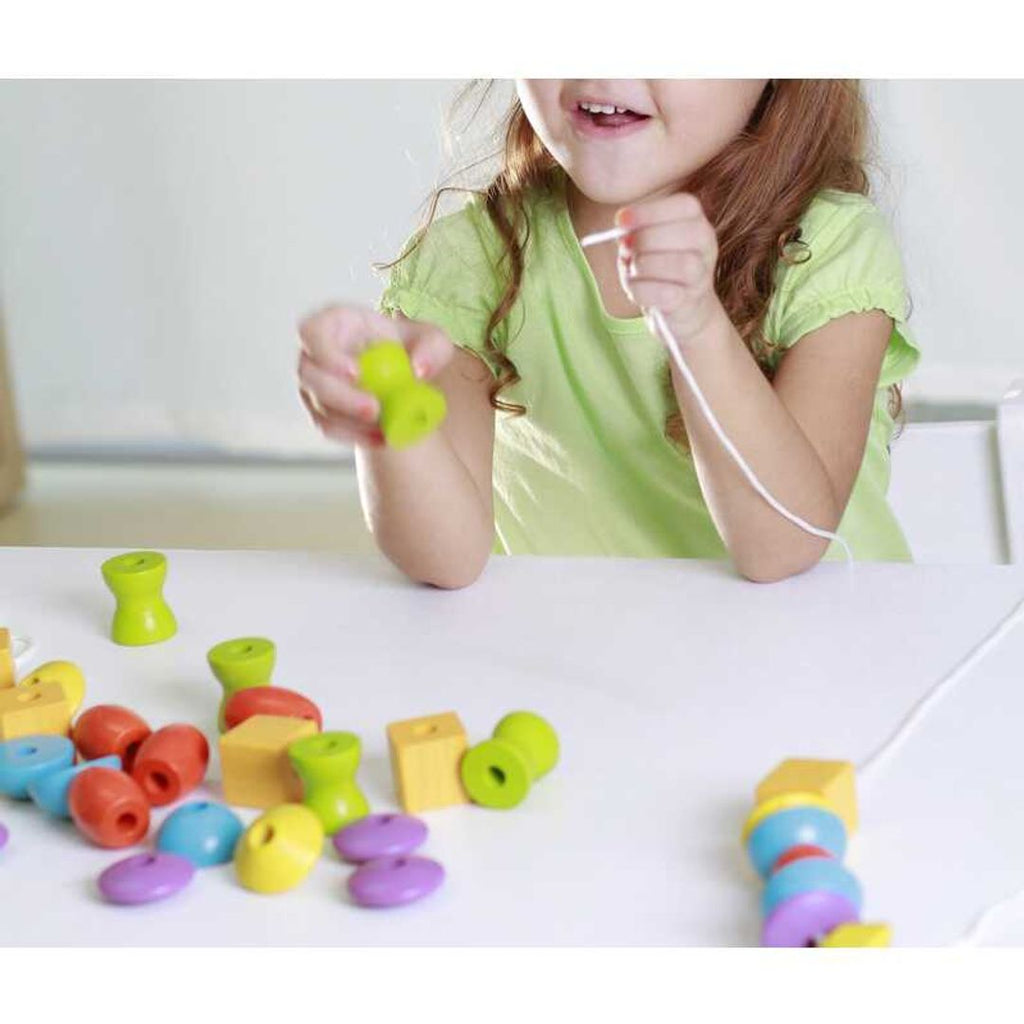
[[0, 313, 26, 512]]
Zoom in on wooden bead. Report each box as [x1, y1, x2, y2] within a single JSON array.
[[72, 705, 151, 772], [69, 766, 150, 848], [100, 551, 177, 646], [0, 629, 14, 689], [0, 681, 72, 742], [386, 711, 469, 814], [224, 686, 322, 732], [131, 724, 210, 806], [234, 803, 324, 894], [219, 714, 317, 809], [288, 731, 369, 834], [756, 759, 858, 836]]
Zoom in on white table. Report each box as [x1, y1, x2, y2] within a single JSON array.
[[3, 547, 1024, 946]]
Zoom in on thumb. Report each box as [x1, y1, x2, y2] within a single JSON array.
[[403, 322, 456, 380]]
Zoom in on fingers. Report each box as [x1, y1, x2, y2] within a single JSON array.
[[622, 250, 707, 287], [405, 323, 456, 380], [616, 191, 705, 229], [299, 385, 385, 449], [298, 304, 424, 372], [298, 352, 379, 422]]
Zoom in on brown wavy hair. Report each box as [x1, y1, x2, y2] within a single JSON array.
[[383, 79, 905, 448]]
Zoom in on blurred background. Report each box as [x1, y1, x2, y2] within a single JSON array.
[[0, 80, 1021, 555]]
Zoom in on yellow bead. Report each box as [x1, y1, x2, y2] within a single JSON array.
[[0, 630, 14, 689], [234, 803, 324, 894], [741, 790, 830, 842], [756, 759, 858, 835], [819, 923, 892, 947], [386, 711, 469, 813], [219, 714, 317, 809], [0, 680, 72, 741], [17, 661, 87, 716]]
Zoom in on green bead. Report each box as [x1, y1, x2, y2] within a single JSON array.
[[207, 637, 276, 732], [380, 382, 447, 450], [461, 711, 559, 810], [357, 340, 414, 399], [101, 551, 177, 646], [288, 731, 369, 834]]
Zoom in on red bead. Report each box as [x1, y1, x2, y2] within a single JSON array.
[[770, 844, 833, 874], [223, 686, 323, 732], [130, 724, 210, 806], [72, 705, 152, 772], [68, 766, 150, 847]]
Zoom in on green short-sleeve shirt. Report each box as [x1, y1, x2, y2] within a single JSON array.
[[380, 178, 922, 563]]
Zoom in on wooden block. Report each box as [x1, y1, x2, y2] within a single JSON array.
[[0, 680, 71, 740], [818, 923, 892, 947], [756, 759, 857, 835], [0, 629, 13, 688], [219, 714, 317, 809], [386, 711, 469, 813]]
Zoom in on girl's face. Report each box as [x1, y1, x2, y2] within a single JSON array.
[[515, 79, 770, 206]]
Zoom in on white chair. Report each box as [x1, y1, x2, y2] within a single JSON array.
[[888, 382, 1024, 565]]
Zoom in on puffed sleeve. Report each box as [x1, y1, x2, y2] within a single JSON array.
[[377, 194, 507, 379], [765, 194, 922, 388]]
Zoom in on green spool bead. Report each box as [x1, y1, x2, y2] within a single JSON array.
[[101, 550, 178, 646], [380, 382, 447, 450], [461, 711, 560, 810], [357, 340, 414, 399], [287, 731, 369, 835], [207, 636, 276, 732]]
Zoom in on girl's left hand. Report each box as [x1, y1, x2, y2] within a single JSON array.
[[615, 192, 722, 345]]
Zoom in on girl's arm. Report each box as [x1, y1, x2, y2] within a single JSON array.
[[356, 343, 496, 589], [668, 304, 891, 582], [615, 194, 892, 582], [299, 306, 495, 589]]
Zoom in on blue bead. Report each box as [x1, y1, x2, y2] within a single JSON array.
[[0, 735, 75, 799], [157, 800, 244, 866], [27, 755, 122, 817], [746, 806, 847, 878], [762, 857, 863, 917]]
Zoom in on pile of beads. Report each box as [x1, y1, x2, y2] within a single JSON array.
[[742, 758, 891, 947]]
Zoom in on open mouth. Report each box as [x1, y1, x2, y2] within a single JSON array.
[[574, 100, 651, 130]]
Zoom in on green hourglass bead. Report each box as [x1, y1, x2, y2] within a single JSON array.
[[357, 341, 447, 450], [101, 551, 177, 646], [460, 711, 560, 810], [287, 731, 369, 835], [207, 637, 276, 732]]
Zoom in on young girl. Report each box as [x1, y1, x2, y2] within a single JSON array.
[[297, 79, 920, 587]]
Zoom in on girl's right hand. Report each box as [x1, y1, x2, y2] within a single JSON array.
[[297, 304, 455, 448]]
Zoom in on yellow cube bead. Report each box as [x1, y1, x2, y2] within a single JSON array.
[[219, 714, 317, 809], [234, 803, 324, 894], [0, 629, 14, 689], [756, 759, 858, 835], [386, 711, 469, 813], [819, 923, 892, 947], [0, 680, 71, 741], [17, 661, 87, 716]]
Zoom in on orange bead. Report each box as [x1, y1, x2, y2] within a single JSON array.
[[68, 766, 150, 847], [130, 724, 209, 805], [224, 686, 322, 732], [72, 705, 152, 772]]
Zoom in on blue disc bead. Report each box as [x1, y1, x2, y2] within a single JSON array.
[[27, 755, 122, 817], [746, 805, 847, 879], [0, 735, 75, 799], [157, 800, 244, 866], [762, 856, 863, 917]]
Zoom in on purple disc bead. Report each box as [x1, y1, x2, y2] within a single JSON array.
[[98, 851, 195, 905], [0, 821, 8, 852], [347, 855, 445, 908], [761, 890, 860, 947], [332, 813, 428, 864]]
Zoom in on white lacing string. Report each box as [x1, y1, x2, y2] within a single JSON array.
[[856, 592, 1024, 790], [580, 227, 854, 568]]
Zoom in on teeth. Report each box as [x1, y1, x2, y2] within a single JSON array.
[[580, 101, 625, 115]]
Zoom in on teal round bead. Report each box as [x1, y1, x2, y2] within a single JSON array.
[[746, 806, 847, 879], [0, 735, 75, 799], [27, 755, 121, 817], [157, 800, 244, 867], [762, 857, 863, 917]]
